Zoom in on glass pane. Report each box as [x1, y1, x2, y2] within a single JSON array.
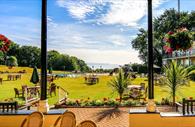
[[0, 0, 41, 106]]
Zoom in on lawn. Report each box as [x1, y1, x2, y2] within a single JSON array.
[[0, 66, 195, 106]]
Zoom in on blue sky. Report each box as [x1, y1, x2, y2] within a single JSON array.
[[0, 0, 194, 68]]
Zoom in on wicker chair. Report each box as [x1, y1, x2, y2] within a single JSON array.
[[14, 88, 24, 98], [48, 83, 57, 97], [20, 111, 44, 127], [53, 111, 76, 127], [77, 120, 97, 127]]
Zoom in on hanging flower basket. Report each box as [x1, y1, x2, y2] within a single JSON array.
[[163, 28, 193, 54], [0, 34, 11, 53]]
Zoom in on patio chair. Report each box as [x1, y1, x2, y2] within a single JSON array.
[[53, 111, 76, 127], [0, 78, 2, 84], [129, 89, 140, 99], [48, 83, 57, 97], [20, 111, 44, 127], [14, 88, 24, 98], [22, 85, 27, 93], [140, 83, 145, 90], [77, 120, 97, 127]]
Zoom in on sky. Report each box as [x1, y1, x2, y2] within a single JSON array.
[[0, 0, 194, 69]]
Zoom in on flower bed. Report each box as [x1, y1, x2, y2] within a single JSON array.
[[55, 98, 148, 108], [54, 97, 175, 108]]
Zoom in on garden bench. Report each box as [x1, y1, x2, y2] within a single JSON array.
[[175, 98, 195, 115], [0, 101, 18, 112]]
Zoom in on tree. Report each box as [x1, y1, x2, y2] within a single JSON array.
[[108, 69, 130, 103], [5, 43, 90, 72], [6, 56, 18, 68], [17, 46, 41, 67], [131, 9, 195, 67], [77, 59, 90, 72], [159, 61, 195, 105], [6, 42, 20, 57], [48, 50, 60, 69]]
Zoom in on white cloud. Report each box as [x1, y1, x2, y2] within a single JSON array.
[[47, 20, 132, 49], [47, 19, 141, 65], [108, 35, 126, 46], [57, 0, 99, 19], [57, 48, 141, 65], [57, 0, 166, 26]]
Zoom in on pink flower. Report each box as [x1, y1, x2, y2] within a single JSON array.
[[163, 45, 168, 50], [164, 46, 173, 54], [164, 38, 171, 43]]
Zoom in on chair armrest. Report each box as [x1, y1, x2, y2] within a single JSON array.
[[20, 118, 27, 127], [175, 102, 182, 112], [53, 116, 61, 127], [175, 102, 182, 107]]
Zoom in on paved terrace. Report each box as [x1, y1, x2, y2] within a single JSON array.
[[67, 107, 174, 127]]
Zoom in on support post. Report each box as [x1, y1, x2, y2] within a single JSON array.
[[146, 0, 156, 112], [38, 0, 49, 113]]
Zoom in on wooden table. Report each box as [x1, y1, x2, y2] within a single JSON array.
[[85, 76, 99, 84]]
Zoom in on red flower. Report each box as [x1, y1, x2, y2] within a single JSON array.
[[189, 97, 193, 100], [176, 45, 180, 50], [0, 35, 5, 40], [168, 31, 174, 35], [0, 34, 11, 52], [0, 48, 3, 51], [163, 45, 168, 50], [75, 100, 80, 104], [164, 46, 173, 54], [3, 46, 8, 51], [115, 98, 120, 101], [164, 38, 171, 43], [103, 98, 107, 101]]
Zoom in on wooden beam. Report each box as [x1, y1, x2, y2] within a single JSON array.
[[148, 0, 154, 99], [41, 0, 47, 100]]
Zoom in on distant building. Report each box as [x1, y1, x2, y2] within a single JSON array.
[[163, 41, 195, 66]]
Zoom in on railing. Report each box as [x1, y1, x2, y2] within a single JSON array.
[[0, 101, 18, 112], [175, 98, 195, 115], [163, 49, 195, 59], [57, 86, 69, 104]]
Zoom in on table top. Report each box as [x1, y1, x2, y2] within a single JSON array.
[[0, 109, 66, 115], [27, 86, 40, 89], [127, 85, 142, 89]]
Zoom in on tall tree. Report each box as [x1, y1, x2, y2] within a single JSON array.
[[131, 9, 195, 67]]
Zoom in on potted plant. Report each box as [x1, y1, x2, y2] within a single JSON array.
[[163, 27, 193, 54]]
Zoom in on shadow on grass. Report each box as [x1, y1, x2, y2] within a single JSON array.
[[95, 107, 127, 122]]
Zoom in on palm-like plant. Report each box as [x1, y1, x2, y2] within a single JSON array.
[[108, 69, 130, 103], [160, 61, 195, 105]]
